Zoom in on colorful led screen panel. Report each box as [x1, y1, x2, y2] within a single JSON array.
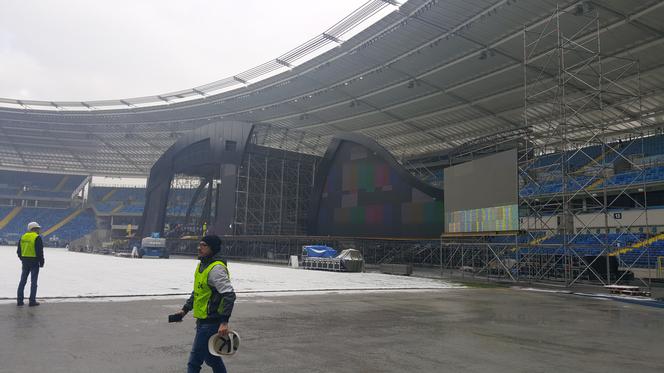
[[316, 141, 443, 238], [444, 149, 519, 233]]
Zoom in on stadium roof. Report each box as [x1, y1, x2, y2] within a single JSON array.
[[1, 0, 664, 176]]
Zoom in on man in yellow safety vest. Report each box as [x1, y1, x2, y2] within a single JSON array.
[[17, 221, 45, 307], [175, 235, 236, 373]]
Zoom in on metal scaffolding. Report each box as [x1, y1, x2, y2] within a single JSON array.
[[441, 6, 653, 289], [233, 125, 322, 236], [166, 234, 441, 269], [165, 175, 209, 237]]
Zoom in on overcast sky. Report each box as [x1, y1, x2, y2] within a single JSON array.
[[0, 0, 372, 101]]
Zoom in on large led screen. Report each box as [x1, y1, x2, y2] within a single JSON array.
[[444, 149, 518, 233], [315, 141, 443, 238]]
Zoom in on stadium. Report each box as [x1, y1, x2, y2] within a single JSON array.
[[1, 1, 664, 372]]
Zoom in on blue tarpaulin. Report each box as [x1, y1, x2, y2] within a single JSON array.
[[302, 245, 337, 258]]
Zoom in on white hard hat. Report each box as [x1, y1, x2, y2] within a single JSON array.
[[208, 331, 240, 357], [27, 222, 41, 230]]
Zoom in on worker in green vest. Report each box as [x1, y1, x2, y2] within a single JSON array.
[[175, 235, 236, 373], [16, 221, 45, 307]]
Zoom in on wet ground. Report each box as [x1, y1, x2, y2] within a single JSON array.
[[1, 287, 662, 373]]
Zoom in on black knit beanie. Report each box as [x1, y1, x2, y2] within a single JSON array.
[[201, 235, 222, 254]]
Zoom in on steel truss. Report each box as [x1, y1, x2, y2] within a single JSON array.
[[233, 125, 321, 236], [522, 6, 652, 288], [440, 238, 520, 282], [441, 7, 654, 289], [165, 175, 209, 237]]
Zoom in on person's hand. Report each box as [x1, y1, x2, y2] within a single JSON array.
[[39, 261, 44, 268], [218, 323, 229, 336], [177, 310, 186, 317]]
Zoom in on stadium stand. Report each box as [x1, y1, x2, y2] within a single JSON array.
[[483, 231, 664, 269], [44, 209, 97, 244], [92, 201, 121, 214], [89, 186, 145, 215], [519, 134, 664, 196], [0, 172, 95, 244], [492, 232, 664, 269], [0, 171, 85, 195], [88, 186, 195, 216], [0, 206, 17, 228], [118, 203, 144, 214], [0, 207, 96, 246]]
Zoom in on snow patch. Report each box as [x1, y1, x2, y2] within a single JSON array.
[[1, 246, 461, 302]]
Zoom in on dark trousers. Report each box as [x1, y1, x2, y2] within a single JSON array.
[[187, 322, 227, 373], [17, 264, 40, 303]]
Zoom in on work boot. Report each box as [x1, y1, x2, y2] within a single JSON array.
[[28, 301, 40, 307], [17, 301, 24, 306]]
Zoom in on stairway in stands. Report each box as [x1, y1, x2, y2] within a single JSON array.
[[53, 175, 69, 192], [43, 209, 84, 237], [585, 177, 604, 191], [101, 189, 117, 202], [111, 203, 125, 214], [573, 152, 605, 191], [0, 207, 22, 230], [576, 152, 605, 174], [611, 232, 664, 256], [529, 232, 554, 246]]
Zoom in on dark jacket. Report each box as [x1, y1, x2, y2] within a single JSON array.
[[17, 234, 44, 268], [182, 251, 236, 324]]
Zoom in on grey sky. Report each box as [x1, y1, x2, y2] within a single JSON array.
[[0, 0, 371, 101]]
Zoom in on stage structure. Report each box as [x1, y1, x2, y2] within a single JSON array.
[[441, 6, 653, 288], [163, 175, 209, 238], [219, 130, 444, 262], [167, 234, 442, 267], [139, 122, 326, 239], [139, 121, 254, 237], [145, 123, 445, 262], [232, 124, 323, 236], [309, 132, 443, 238]]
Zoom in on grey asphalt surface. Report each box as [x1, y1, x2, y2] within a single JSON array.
[[1, 288, 662, 373]]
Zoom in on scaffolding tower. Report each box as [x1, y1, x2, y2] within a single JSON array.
[[233, 124, 322, 236], [441, 6, 653, 289], [519, 5, 650, 287]]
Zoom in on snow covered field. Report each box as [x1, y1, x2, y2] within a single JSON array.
[[1, 246, 460, 303]]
